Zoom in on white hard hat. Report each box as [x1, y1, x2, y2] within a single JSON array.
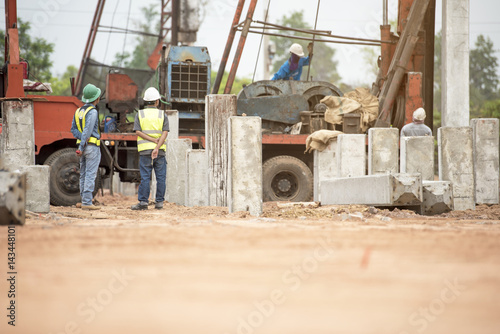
[[144, 87, 161, 101], [413, 107, 426, 121], [289, 43, 304, 57]]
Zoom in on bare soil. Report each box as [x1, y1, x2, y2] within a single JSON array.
[[1, 192, 500, 334]]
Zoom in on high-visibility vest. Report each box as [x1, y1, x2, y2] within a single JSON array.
[[137, 108, 167, 152], [74, 105, 100, 146]]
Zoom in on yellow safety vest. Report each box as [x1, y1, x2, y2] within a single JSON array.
[[137, 108, 167, 152], [74, 105, 100, 146]]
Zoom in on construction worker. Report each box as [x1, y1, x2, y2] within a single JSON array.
[[70, 83, 102, 210], [131, 87, 169, 210], [271, 42, 313, 81], [400, 107, 432, 137]]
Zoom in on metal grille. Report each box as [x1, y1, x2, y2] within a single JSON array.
[[170, 63, 208, 101]]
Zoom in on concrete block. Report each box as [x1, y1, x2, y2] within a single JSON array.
[[0, 171, 26, 225], [471, 118, 499, 204], [228, 116, 262, 216], [1, 100, 35, 167], [321, 174, 392, 205], [166, 138, 192, 205], [438, 127, 475, 210], [185, 149, 208, 207], [320, 173, 422, 206], [368, 128, 399, 174], [337, 134, 366, 177], [392, 173, 422, 206], [18, 165, 50, 213], [313, 140, 337, 202], [400, 136, 435, 180], [166, 110, 179, 139], [422, 181, 454, 215]]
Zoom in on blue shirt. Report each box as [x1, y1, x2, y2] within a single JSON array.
[[271, 56, 310, 81], [71, 103, 100, 151]]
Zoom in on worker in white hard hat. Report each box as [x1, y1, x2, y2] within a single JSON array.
[[400, 107, 432, 137], [131, 87, 169, 210], [271, 42, 313, 81]]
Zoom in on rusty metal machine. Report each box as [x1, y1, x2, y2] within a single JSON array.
[[236, 80, 342, 133]]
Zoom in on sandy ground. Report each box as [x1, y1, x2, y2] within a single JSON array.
[[1, 193, 500, 334]]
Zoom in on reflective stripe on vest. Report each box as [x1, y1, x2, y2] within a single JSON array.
[[74, 106, 101, 146], [137, 108, 166, 152]]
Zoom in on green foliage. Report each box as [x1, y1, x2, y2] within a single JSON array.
[[470, 35, 499, 101], [50, 65, 78, 96], [270, 11, 340, 83], [210, 70, 251, 95], [0, 18, 54, 82], [113, 4, 161, 70]]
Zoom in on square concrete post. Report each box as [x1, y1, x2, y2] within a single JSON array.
[[368, 128, 399, 175], [166, 110, 179, 139], [438, 127, 475, 210], [228, 116, 262, 216], [471, 118, 499, 204], [320, 175, 392, 206], [313, 140, 337, 202], [205, 95, 237, 206], [18, 166, 50, 213], [0, 172, 26, 225], [400, 136, 435, 180], [166, 138, 192, 205], [422, 181, 454, 215], [0, 100, 35, 167], [185, 149, 208, 207], [442, 0, 470, 127], [337, 134, 366, 177]]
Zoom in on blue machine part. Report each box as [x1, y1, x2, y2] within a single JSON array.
[[165, 46, 211, 105]]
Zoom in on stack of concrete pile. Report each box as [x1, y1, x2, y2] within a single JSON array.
[[315, 119, 499, 215], [0, 100, 50, 223]]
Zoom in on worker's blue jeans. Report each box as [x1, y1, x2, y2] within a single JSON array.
[[137, 155, 167, 204], [79, 144, 101, 206]]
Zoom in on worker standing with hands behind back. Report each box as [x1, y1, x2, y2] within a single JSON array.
[[271, 42, 313, 81], [131, 87, 169, 210], [70, 83, 102, 210]]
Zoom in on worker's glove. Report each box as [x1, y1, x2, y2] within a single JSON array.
[[76, 150, 82, 157]]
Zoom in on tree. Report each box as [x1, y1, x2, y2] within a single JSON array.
[[270, 11, 340, 83], [0, 18, 54, 82], [113, 4, 161, 70], [210, 70, 251, 94], [470, 34, 499, 101], [50, 65, 78, 96]]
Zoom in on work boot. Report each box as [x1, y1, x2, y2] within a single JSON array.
[[155, 202, 163, 210], [82, 204, 101, 210], [131, 202, 148, 210]]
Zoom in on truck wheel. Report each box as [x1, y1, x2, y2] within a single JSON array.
[[262, 155, 313, 202], [44, 148, 101, 206]]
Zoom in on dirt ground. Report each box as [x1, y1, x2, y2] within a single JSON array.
[[1, 193, 500, 334]]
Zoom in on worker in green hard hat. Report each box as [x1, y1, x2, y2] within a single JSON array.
[[70, 83, 102, 210]]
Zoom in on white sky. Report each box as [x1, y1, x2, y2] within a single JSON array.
[[2, 0, 500, 86]]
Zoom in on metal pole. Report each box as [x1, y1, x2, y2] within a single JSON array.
[[383, 0, 388, 25], [224, 0, 259, 94], [75, 0, 106, 95], [306, 0, 320, 81], [171, 0, 179, 46], [212, 0, 246, 94]]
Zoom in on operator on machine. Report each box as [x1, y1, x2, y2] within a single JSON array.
[[271, 42, 313, 81]]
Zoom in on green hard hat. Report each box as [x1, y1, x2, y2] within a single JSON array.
[[82, 84, 102, 103]]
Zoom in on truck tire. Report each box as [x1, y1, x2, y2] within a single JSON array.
[[262, 155, 313, 202], [44, 148, 101, 206]]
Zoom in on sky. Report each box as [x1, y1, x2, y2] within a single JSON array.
[[2, 0, 500, 86]]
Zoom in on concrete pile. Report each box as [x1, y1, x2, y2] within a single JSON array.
[[316, 120, 499, 215]]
